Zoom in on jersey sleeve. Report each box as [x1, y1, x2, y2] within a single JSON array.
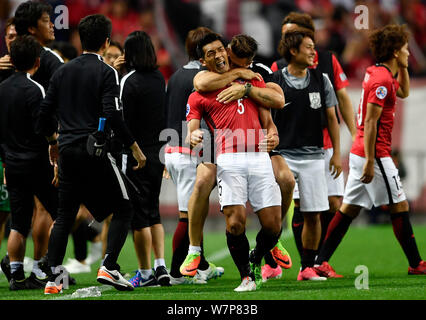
[[186, 92, 203, 121], [331, 54, 349, 90], [366, 75, 392, 108], [322, 74, 338, 108]]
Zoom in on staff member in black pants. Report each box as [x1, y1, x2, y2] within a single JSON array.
[[120, 31, 170, 287], [0, 35, 58, 291], [37, 14, 146, 294]]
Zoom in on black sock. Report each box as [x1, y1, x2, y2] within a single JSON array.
[[316, 211, 353, 264], [251, 229, 279, 265], [301, 248, 317, 270], [170, 218, 189, 278], [226, 230, 250, 279], [319, 210, 335, 248], [10, 265, 25, 281], [390, 212, 422, 268], [198, 237, 210, 271], [292, 206, 304, 259]]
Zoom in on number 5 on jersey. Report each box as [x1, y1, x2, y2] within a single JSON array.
[[237, 99, 245, 115]]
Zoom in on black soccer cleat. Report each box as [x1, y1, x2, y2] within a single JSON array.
[[25, 272, 49, 289], [1, 255, 11, 282], [155, 266, 171, 287]]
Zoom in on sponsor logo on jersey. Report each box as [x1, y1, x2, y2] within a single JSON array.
[[186, 104, 191, 117], [376, 86, 387, 99], [309, 92, 322, 109]]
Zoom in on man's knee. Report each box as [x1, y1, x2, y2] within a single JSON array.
[[275, 170, 295, 194], [328, 196, 342, 213]]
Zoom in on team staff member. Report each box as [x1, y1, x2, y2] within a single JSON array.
[[164, 26, 224, 285], [315, 24, 426, 276], [0, 18, 17, 83], [270, 13, 356, 274], [0, 35, 58, 290], [271, 29, 342, 281], [38, 14, 146, 294], [12, 1, 65, 279], [120, 31, 170, 288]]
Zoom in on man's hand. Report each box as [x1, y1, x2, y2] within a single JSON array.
[[259, 133, 279, 152], [361, 160, 374, 184], [0, 55, 13, 70], [49, 143, 59, 167], [237, 68, 263, 82], [113, 55, 125, 72], [163, 167, 170, 179], [216, 82, 245, 104], [52, 164, 59, 187], [190, 129, 204, 148], [329, 152, 342, 179], [130, 142, 146, 170]]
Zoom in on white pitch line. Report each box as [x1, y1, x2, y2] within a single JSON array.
[[206, 229, 293, 262]]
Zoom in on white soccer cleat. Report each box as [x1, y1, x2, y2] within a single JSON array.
[[97, 266, 134, 291], [234, 276, 256, 292], [63, 258, 91, 274], [195, 262, 225, 282]]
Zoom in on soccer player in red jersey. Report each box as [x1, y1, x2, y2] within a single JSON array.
[[315, 24, 426, 277], [186, 33, 283, 291]]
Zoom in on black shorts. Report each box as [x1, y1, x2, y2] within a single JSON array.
[[125, 145, 164, 229], [5, 155, 58, 237]]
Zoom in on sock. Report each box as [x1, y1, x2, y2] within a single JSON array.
[[140, 269, 152, 279], [154, 258, 166, 270], [390, 212, 422, 268], [264, 252, 278, 268], [251, 229, 280, 265], [170, 218, 189, 278], [32, 260, 46, 278], [198, 236, 210, 271], [316, 211, 353, 264], [226, 230, 251, 279], [188, 245, 202, 255], [292, 206, 304, 259], [301, 248, 317, 270], [10, 261, 23, 274], [319, 210, 335, 247]]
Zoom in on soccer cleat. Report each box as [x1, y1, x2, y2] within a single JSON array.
[[44, 281, 63, 294], [234, 276, 256, 292], [271, 240, 292, 269], [297, 267, 327, 281], [63, 258, 91, 274], [86, 242, 103, 265], [1, 255, 11, 282], [179, 252, 201, 277], [25, 272, 49, 289], [154, 266, 171, 287], [314, 261, 343, 278], [170, 275, 196, 285], [408, 260, 426, 275], [97, 266, 134, 291], [129, 270, 159, 287], [261, 264, 282, 283], [195, 262, 225, 282], [9, 278, 27, 291]]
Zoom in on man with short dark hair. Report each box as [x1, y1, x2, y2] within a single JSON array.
[[0, 35, 58, 291], [38, 14, 146, 294]]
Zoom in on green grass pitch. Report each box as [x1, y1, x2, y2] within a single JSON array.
[[0, 224, 424, 301]]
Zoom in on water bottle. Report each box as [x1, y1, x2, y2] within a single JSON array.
[[71, 286, 102, 298]]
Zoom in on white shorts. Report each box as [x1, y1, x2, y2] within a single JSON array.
[[343, 153, 406, 209], [293, 148, 344, 199], [164, 152, 197, 212], [216, 152, 281, 212], [283, 156, 329, 212]]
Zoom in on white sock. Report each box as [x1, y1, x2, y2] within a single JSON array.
[[32, 260, 47, 278], [188, 245, 202, 255], [154, 258, 165, 270], [139, 269, 152, 279], [10, 261, 23, 274]]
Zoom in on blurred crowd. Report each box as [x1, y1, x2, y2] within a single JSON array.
[[0, 0, 425, 81]]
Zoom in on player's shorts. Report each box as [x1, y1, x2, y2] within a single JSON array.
[[124, 145, 164, 229], [0, 162, 10, 212], [164, 151, 197, 212], [343, 153, 406, 209], [282, 156, 329, 212], [216, 152, 281, 212]]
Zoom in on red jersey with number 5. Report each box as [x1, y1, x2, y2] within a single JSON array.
[[186, 79, 266, 156], [351, 65, 400, 158]]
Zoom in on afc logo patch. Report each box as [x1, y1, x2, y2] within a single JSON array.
[[309, 92, 322, 109], [376, 86, 387, 99], [186, 104, 190, 117]]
